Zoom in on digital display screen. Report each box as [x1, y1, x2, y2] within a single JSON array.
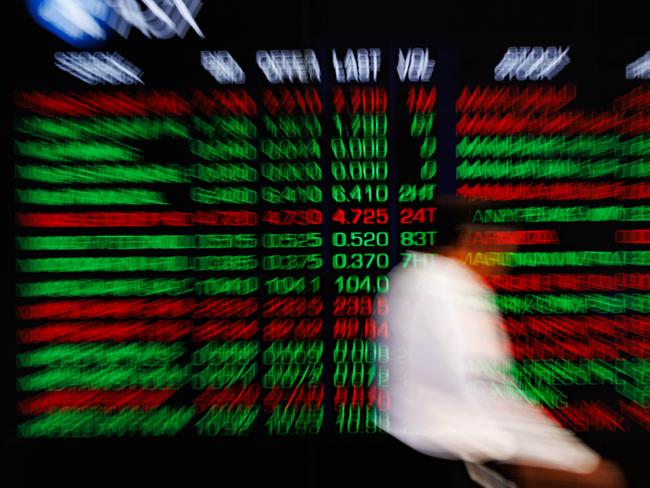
[[5, 1, 649, 485]]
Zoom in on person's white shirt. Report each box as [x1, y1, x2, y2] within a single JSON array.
[[375, 251, 600, 473]]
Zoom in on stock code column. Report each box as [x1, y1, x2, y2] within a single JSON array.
[[15, 89, 196, 436], [456, 46, 650, 433]]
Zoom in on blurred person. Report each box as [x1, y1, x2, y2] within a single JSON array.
[[375, 196, 625, 487]]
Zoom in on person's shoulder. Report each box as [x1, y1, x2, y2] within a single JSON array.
[[421, 253, 493, 295]]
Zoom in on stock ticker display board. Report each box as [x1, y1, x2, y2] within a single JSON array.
[[6, 2, 650, 466]]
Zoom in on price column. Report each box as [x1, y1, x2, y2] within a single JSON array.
[[330, 85, 391, 434], [190, 88, 261, 436], [259, 87, 325, 435]]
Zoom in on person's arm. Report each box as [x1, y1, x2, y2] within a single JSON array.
[[466, 460, 625, 488], [505, 459, 626, 487]]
